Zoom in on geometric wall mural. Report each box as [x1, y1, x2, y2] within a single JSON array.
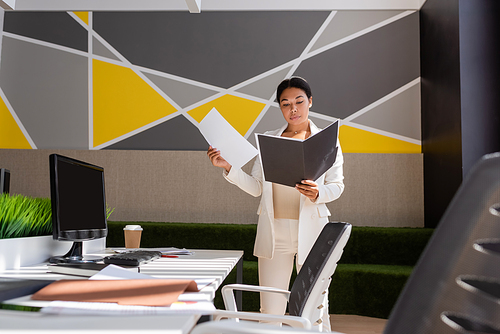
[[0, 10, 421, 153]]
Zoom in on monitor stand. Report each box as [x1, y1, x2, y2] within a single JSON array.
[[49, 241, 103, 264]]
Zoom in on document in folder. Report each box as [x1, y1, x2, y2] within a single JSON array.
[[31, 279, 199, 307], [256, 120, 339, 187]]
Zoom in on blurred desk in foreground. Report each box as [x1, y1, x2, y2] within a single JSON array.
[[0, 249, 243, 333]]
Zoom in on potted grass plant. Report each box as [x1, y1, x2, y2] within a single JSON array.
[[0, 193, 114, 270], [0, 193, 52, 239], [0, 193, 64, 270]]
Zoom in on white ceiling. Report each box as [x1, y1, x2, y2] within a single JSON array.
[[0, 0, 426, 12]]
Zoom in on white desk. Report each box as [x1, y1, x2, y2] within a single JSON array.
[[0, 309, 199, 333], [0, 248, 243, 333]]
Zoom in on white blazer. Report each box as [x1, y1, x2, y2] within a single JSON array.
[[224, 121, 344, 264]]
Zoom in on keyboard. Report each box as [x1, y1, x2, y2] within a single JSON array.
[[103, 250, 162, 266]]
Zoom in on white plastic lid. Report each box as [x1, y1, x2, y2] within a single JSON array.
[[123, 225, 143, 231]]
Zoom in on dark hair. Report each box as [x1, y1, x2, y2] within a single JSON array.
[[276, 76, 312, 103]]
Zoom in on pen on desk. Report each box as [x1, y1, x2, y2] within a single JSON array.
[[162, 255, 179, 258]]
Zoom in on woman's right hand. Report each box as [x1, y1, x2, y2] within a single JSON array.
[[207, 146, 232, 173]]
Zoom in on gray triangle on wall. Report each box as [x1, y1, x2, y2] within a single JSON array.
[[350, 82, 421, 140], [236, 67, 293, 100], [311, 10, 405, 52], [143, 73, 219, 109], [104, 114, 208, 151], [92, 37, 121, 61], [246, 106, 286, 147], [309, 115, 337, 130]]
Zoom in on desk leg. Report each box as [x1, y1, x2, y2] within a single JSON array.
[[236, 257, 243, 311]]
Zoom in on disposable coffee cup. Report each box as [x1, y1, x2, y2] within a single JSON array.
[[123, 225, 143, 248]]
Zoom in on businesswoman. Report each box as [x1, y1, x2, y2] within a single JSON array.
[[207, 77, 344, 332]]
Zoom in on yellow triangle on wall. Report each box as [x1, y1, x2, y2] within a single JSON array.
[[73, 11, 89, 25], [93, 59, 177, 147], [0, 97, 31, 149], [188, 95, 265, 136], [339, 125, 421, 153]]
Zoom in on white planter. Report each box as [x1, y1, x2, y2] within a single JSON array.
[[0, 236, 106, 271]]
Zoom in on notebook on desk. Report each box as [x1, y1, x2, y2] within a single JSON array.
[[31, 279, 199, 306]]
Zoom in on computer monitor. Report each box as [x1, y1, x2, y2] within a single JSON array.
[[49, 154, 108, 264], [0, 168, 10, 194]]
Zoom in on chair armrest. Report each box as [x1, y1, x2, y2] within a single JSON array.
[[222, 284, 291, 311], [213, 310, 312, 329]]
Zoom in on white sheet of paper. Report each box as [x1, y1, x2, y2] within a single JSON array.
[[199, 108, 258, 169], [89, 264, 152, 280], [89, 264, 213, 290]]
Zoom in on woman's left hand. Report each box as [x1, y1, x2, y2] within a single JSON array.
[[296, 180, 319, 201]]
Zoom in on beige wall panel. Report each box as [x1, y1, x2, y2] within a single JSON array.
[[328, 153, 424, 227], [0, 149, 423, 227]]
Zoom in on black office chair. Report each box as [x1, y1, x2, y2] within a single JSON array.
[[212, 222, 352, 331], [384, 152, 500, 333]]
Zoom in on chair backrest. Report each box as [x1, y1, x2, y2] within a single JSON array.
[[288, 222, 352, 324], [384, 152, 500, 334]]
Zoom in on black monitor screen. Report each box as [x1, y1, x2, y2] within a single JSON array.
[[50, 154, 107, 242], [1, 168, 9, 194]]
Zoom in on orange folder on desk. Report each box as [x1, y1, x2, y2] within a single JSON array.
[[31, 279, 199, 306]]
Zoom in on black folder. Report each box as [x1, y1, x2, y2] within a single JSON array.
[[256, 120, 339, 187]]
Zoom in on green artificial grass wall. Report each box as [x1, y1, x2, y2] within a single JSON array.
[[107, 222, 258, 261], [329, 264, 413, 318], [341, 227, 434, 266], [107, 222, 433, 266], [106, 222, 257, 261]]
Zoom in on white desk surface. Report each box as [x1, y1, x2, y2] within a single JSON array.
[[0, 248, 243, 333], [0, 309, 198, 333]]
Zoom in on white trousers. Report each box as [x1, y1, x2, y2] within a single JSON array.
[[258, 218, 331, 332]]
